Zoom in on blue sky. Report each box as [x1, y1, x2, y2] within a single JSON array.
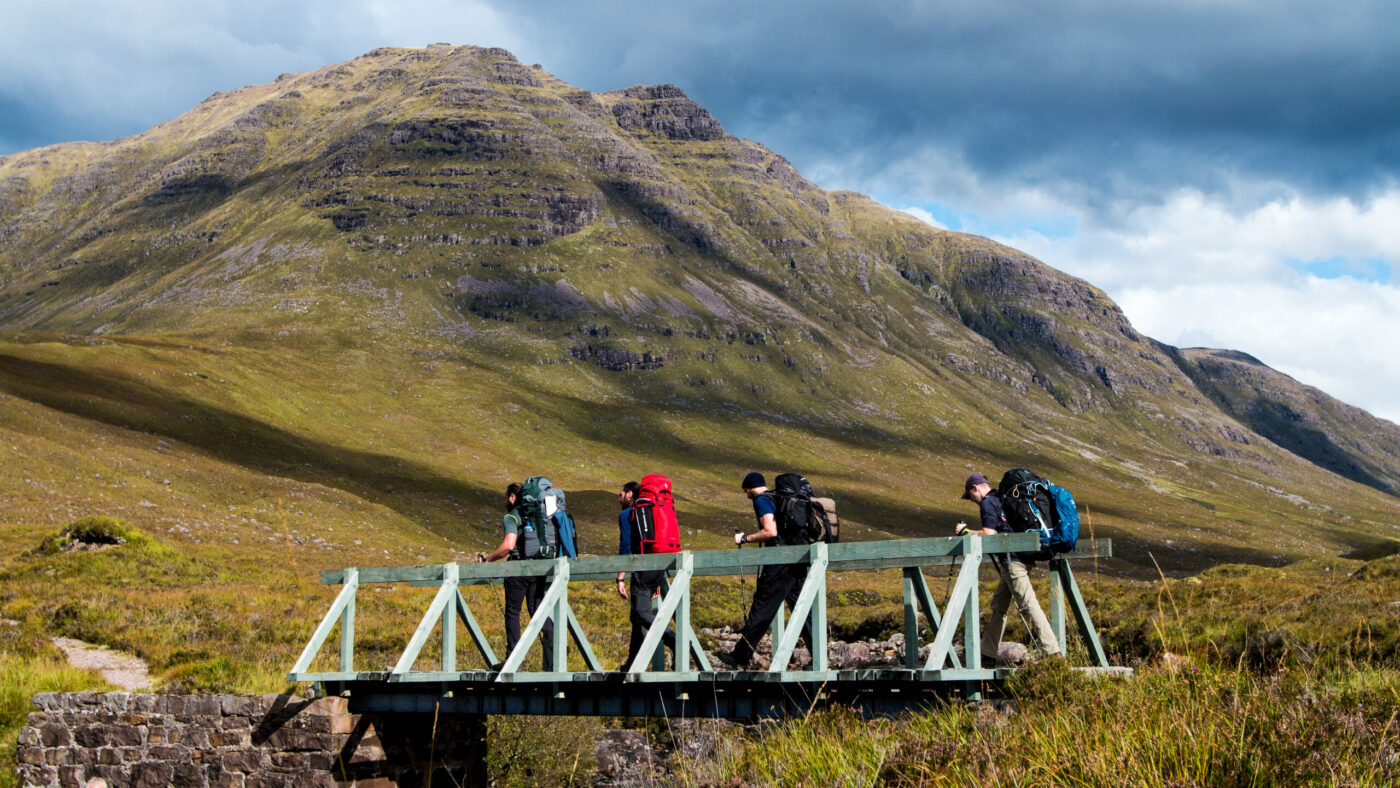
[[3, 0, 1399, 423]]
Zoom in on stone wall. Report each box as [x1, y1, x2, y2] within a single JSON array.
[[16, 692, 485, 787]]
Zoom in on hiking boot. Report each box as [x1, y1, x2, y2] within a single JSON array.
[[979, 655, 999, 670], [714, 650, 749, 670]]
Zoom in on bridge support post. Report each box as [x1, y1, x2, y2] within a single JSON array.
[[1050, 559, 1066, 648], [371, 710, 488, 787]]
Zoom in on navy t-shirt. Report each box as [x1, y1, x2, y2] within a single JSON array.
[[618, 507, 633, 556], [752, 493, 777, 521], [752, 493, 778, 543], [979, 492, 1010, 534]]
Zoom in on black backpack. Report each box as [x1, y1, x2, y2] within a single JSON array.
[[997, 468, 1054, 534], [769, 473, 838, 545]]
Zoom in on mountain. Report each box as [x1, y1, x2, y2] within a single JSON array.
[[1, 44, 1397, 577], [1173, 347, 1400, 497]]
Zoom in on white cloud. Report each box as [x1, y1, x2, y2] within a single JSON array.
[[983, 187, 1400, 424], [896, 206, 945, 229], [0, 0, 523, 148], [1004, 189, 1400, 288], [1116, 277, 1400, 425]]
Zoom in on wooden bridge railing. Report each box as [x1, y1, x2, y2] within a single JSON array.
[[289, 533, 1113, 686]]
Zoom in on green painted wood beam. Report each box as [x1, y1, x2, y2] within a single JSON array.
[[1058, 541, 1114, 560], [496, 559, 570, 679], [688, 626, 712, 672], [551, 559, 569, 673], [565, 605, 603, 672], [903, 569, 919, 670], [925, 535, 983, 670], [1054, 559, 1109, 667], [962, 538, 981, 673], [904, 566, 962, 670], [441, 563, 457, 673], [455, 589, 497, 668], [391, 563, 457, 676], [339, 568, 357, 673], [1049, 564, 1066, 648], [290, 572, 358, 675], [674, 555, 694, 673], [325, 535, 1057, 586], [769, 543, 829, 672], [626, 559, 694, 675]]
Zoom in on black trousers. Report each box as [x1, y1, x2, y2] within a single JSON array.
[[732, 562, 813, 664], [626, 569, 677, 668], [503, 574, 554, 669]]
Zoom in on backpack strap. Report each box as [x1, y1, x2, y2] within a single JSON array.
[[505, 508, 526, 560]]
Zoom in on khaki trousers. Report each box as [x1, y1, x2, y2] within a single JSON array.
[[981, 557, 1062, 660]]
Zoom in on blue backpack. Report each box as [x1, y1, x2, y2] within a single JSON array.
[[997, 469, 1079, 554], [1039, 483, 1079, 554], [555, 510, 578, 558]]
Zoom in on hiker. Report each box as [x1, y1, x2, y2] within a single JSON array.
[[478, 482, 554, 670], [716, 472, 815, 669], [618, 478, 677, 668], [957, 473, 1062, 667]]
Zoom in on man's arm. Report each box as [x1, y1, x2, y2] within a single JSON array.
[[481, 532, 517, 562], [736, 513, 779, 545], [617, 510, 631, 596], [983, 495, 1011, 533]]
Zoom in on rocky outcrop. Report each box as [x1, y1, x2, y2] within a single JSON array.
[[608, 85, 727, 141]]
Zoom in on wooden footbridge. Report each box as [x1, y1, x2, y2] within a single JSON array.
[[289, 533, 1119, 720]]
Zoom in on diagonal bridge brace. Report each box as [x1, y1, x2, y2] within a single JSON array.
[[626, 551, 712, 675], [768, 543, 830, 672], [924, 535, 982, 671]]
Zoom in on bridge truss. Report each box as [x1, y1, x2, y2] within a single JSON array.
[[290, 533, 1122, 719]]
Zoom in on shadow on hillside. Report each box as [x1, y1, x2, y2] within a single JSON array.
[[0, 351, 500, 537]]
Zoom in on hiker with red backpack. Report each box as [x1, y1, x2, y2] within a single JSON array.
[[958, 472, 1062, 667], [715, 472, 819, 670], [620, 474, 679, 669]]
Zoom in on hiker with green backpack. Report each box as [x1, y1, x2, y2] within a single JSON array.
[[958, 472, 1062, 667], [477, 481, 557, 671]]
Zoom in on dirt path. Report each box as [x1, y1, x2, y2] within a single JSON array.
[[50, 637, 153, 691]]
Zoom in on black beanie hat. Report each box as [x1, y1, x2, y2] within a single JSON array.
[[741, 472, 766, 490]]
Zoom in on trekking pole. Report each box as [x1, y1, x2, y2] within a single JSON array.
[[946, 524, 966, 604], [735, 530, 748, 614]]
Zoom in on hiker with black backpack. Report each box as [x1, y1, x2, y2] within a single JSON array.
[[477, 482, 554, 671], [715, 472, 820, 670], [958, 473, 1062, 667]]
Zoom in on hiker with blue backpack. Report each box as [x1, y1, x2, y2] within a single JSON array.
[[478, 477, 578, 671], [958, 472, 1063, 667]]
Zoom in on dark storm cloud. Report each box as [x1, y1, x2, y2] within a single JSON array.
[[501, 0, 1400, 209]]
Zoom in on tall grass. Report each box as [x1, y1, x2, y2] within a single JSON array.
[[0, 652, 109, 788], [676, 661, 1400, 787]]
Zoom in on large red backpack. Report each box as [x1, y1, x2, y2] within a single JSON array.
[[629, 473, 681, 554]]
